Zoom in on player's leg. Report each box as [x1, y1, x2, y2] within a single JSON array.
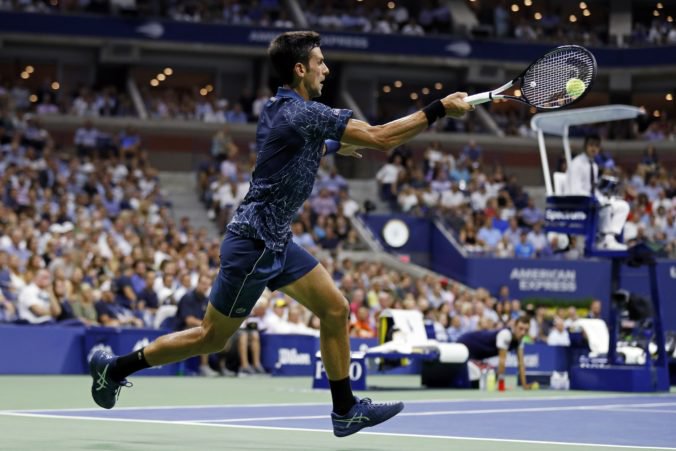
[[237, 329, 255, 374], [271, 242, 403, 437], [90, 304, 244, 408], [248, 330, 265, 373], [90, 233, 273, 409], [279, 264, 352, 384], [143, 306, 243, 365]]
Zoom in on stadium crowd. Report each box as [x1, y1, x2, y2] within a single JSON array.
[[4, 0, 676, 48], [1, 0, 289, 27], [0, 96, 593, 376], [0, 80, 136, 118], [142, 86, 272, 124], [375, 138, 675, 259]]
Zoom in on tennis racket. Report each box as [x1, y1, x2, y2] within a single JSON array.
[[464, 45, 597, 110]]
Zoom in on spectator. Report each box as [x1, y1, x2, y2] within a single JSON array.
[[137, 270, 160, 325], [376, 154, 403, 203], [587, 299, 602, 319], [17, 269, 60, 324], [0, 290, 16, 323], [226, 103, 248, 123], [175, 274, 219, 377], [526, 222, 548, 255], [311, 188, 337, 216], [320, 168, 348, 195], [337, 189, 360, 218], [95, 282, 144, 328], [547, 317, 571, 346], [477, 217, 502, 252], [401, 18, 424, 36], [564, 306, 579, 330], [519, 198, 544, 227], [446, 315, 464, 342], [118, 126, 141, 160], [74, 120, 100, 160], [502, 217, 522, 247], [529, 306, 551, 342], [291, 221, 318, 252], [460, 139, 482, 168], [514, 231, 535, 258], [36, 93, 60, 115], [71, 283, 100, 326], [350, 305, 375, 338]]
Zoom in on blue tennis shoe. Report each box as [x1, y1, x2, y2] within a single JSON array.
[[331, 397, 404, 437], [89, 350, 131, 409]]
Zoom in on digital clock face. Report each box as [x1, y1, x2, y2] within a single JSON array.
[[382, 219, 410, 248]]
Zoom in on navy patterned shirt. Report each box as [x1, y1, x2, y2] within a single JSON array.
[[227, 87, 353, 251]]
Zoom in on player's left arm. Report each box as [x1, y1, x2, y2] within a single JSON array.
[[517, 347, 531, 390]]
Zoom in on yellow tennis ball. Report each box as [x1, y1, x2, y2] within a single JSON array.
[[566, 78, 585, 98], [531, 381, 540, 390]]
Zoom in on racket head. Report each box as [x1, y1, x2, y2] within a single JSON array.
[[518, 45, 597, 110]]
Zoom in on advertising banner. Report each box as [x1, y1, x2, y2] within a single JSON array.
[[83, 326, 179, 376], [1, 12, 675, 67], [0, 324, 85, 374]]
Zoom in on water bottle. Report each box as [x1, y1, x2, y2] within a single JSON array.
[[486, 369, 497, 391], [479, 369, 487, 391]]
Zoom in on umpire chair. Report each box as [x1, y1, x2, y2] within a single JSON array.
[[532, 105, 669, 392]]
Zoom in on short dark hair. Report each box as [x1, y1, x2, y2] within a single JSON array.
[[584, 134, 601, 148], [268, 31, 321, 85], [515, 314, 530, 326]]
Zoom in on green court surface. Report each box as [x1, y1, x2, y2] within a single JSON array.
[[1, 375, 674, 451]]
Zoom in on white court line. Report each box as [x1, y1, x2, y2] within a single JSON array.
[[190, 401, 676, 423], [588, 408, 676, 414], [3, 393, 674, 414], [1, 411, 674, 451]]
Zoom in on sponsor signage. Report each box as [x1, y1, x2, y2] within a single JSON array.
[[313, 352, 367, 390], [544, 207, 589, 232], [509, 268, 577, 292]]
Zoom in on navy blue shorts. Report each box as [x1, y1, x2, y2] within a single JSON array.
[[209, 233, 318, 318]]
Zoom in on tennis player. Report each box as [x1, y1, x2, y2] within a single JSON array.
[[89, 30, 472, 437], [456, 315, 533, 390]]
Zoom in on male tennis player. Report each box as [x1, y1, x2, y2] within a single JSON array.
[[89, 31, 472, 437], [456, 315, 533, 390]]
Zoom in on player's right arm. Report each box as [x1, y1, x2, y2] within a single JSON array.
[[517, 346, 531, 390], [340, 92, 472, 152], [497, 348, 507, 379]]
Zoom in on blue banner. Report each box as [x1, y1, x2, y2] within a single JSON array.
[[0, 324, 85, 374], [485, 343, 570, 375], [2, 12, 676, 67], [466, 257, 612, 304], [620, 261, 676, 331], [260, 333, 317, 376], [83, 326, 179, 376], [544, 196, 596, 234], [312, 353, 367, 390], [260, 334, 378, 376], [362, 215, 675, 330]]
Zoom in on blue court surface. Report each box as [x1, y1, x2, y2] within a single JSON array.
[[8, 394, 676, 449]]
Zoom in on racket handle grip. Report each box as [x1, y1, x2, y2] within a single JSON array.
[[465, 92, 493, 105]]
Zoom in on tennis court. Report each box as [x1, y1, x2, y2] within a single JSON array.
[[2, 375, 674, 451]]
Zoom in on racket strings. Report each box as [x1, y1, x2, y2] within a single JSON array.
[[522, 47, 595, 109]]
